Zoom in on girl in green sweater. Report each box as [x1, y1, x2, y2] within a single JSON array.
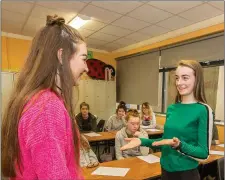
[[120, 60, 213, 180]]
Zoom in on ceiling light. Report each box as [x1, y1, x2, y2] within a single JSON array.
[[68, 16, 89, 29]]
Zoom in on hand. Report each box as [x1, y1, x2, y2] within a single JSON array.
[[120, 138, 141, 151], [87, 162, 99, 168], [133, 131, 141, 137], [92, 162, 99, 167], [152, 137, 180, 148]]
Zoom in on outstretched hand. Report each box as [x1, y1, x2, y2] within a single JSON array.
[[120, 138, 141, 151], [152, 137, 180, 148]]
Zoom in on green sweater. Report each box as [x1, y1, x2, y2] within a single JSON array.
[[140, 102, 213, 172]]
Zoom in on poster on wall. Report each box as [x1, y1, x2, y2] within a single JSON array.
[[86, 58, 116, 81]]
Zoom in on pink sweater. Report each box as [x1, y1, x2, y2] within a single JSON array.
[[13, 89, 83, 179]]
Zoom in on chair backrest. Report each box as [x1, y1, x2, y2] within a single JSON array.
[[97, 119, 105, 132], [217, 158, 224, 180]]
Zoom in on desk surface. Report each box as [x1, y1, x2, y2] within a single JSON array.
[[84, 130, 163, 142], [82, 152, 161, 180], [83, 132, 116, 142], [147, 129, 164, 135], [202, 145, 224, 164]]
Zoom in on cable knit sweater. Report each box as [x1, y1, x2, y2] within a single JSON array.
[[12, 89, 83, 180]]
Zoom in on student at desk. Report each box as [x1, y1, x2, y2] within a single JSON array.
[[141, 102, 156, 128], [105, 101, 127, 131], [115, 109, 149, 160], [76, 102, 97, 132], [121, 60, 213, 180], [80, 135, 99, 168], [211, 111, 220, 145]]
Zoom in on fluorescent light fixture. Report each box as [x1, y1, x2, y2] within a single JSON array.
[[68, 16, 89, 29]]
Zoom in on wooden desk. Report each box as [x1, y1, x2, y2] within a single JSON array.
[[201, 145, 224, 165], [83, 152, 162, 180], [147, 129, 164, 136], [84, 132, 116, 142]]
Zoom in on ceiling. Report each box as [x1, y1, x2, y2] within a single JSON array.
[[2, 1, 224, 52]]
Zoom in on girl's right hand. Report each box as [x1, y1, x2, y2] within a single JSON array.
[[120, 138, 141, 151]]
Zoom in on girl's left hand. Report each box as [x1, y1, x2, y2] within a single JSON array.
[[152, 137, 180, 148]]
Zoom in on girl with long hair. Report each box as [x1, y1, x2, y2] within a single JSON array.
[[2, 15, 88, 179], [120, 60, 213, 180]]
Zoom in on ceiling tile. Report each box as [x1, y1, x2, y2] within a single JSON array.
[[91, 1, 143, 14], [86, 38, 108, 46], [2, 1, 34, 15], [89, 32, 120, 42], [37, 1, 87, 13], [2, 21, 23, 34], [2, 10, 27, 24], [81, 20, 106, 31], [138, 25, 170, 36], [98, 25, 133, 37], [149, 1, 203, 14], [78, 28, 95, 38], [125, 32, 151, 42], [179, 3, 223, 22], [30, 5, 77, 23], [112, 16, 150, 31], [22, 28, 36, 37], [80, 4, 122, 23], [23, 16, 46, 33], [208, 1, 224, 11], [156, 16, 193, 30], [127, 4, 173, 24], [114, 37, 138, 46], [100, 42, 125, 51]]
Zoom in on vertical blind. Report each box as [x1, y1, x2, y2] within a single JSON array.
[[116, 51, 160, 106], [160, 34, 224, 68]]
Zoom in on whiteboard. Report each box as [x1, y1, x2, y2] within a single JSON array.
[[215, 66, 224, 121]]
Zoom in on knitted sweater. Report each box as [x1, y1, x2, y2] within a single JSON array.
[[12, 89, 83, 179], [105, 114, 126, 131]]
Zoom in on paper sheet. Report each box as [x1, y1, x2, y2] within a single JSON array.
[[84, 132, 101, 137], [217, 144, 224, 147], [146, 129, 161, 132], [91, 167, 130, 177], [210, 150, 224, 156], [137, 154, 160, 164]]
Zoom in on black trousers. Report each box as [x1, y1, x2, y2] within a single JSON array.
[[161, 168, 200, 180]]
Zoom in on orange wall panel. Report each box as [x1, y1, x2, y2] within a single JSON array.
[[1, 36, 9, 71], [7, 37, 31, 72]]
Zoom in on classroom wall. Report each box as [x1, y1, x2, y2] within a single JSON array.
[[1, 35, 116, 73]]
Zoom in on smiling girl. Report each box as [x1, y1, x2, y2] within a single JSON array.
[[120, 60, 213, 180]]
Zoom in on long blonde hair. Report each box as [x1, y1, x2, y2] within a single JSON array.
[[175, 60, 207, 103], [2, 15, 84, 177], [141, 102, 153, 119]]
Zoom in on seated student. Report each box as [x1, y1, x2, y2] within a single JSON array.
[[104, 101, 127, 131], [76, 102, 97, 132], [212, 112, 220, 145], [80, 134, 99, 168], [115, 109, 149, 160], [141, 102, 156, 128]]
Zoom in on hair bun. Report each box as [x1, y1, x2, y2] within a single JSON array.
[[46, 15, 65, 26], [119, 101, 126, 106]]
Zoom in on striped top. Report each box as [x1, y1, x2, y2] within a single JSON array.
[[141, 102, 213, 172], [12, 89, 83, 179]]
